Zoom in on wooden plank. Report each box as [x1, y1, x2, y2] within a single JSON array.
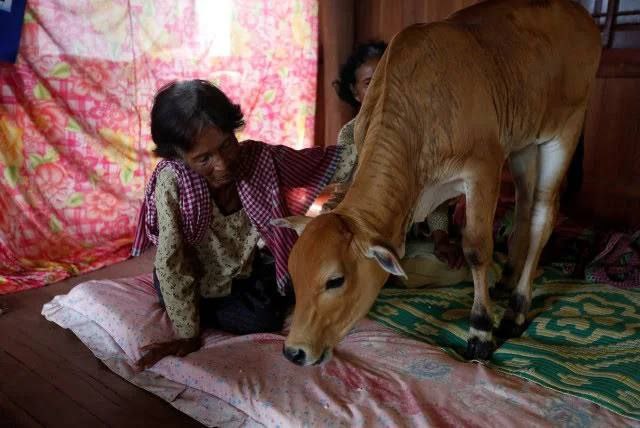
[[597, 48, 640, 78], [0, 349, 106, 428], [580, 76, 640, 228], [319, 0, 356, 147], [355, 0, 484, 44], [1, 331, 165, 427], [0, 324, 201, 426], [0, 390, 43, 428], [0, 252, 203, 427]]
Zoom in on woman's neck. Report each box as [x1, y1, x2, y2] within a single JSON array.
[[210, 182, 242, 216]]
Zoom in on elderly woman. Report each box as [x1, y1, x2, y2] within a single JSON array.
[[132, 79, 355, 367]]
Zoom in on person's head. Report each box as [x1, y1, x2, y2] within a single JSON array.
[[150, 79, 245, 189], [333, 41, 387, 109]]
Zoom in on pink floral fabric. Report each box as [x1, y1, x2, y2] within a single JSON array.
[[0, 0, 319, 294]]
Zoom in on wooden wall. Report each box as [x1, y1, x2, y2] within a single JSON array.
[[355, 0, 480, 44], [317, 0, 640, 228], [316, 0, 355, 155], [578, 63, 640, 228], [573, 0, 640, 228]]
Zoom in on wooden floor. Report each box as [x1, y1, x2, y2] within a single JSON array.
[[0, 252, 203, 428]]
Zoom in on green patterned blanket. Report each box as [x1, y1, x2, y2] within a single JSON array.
[[369, 268, 640, 420]]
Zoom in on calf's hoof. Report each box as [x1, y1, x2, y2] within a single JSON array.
[[489, 283, 510, 300], [465, 336, 495, 361], [497, 315, 528, 339]]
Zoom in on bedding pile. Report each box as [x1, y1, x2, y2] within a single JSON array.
[[43, 274, 638, 426]]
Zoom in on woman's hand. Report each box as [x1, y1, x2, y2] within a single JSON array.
[[137, 336, 202, 369], [432, 230, 465, 269]]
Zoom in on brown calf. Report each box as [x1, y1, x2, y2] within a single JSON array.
[[277, 0, 601, 365]]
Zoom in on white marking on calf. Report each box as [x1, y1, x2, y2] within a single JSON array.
[[469, 327, 493, 342]]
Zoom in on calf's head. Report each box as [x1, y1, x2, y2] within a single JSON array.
[[272, 213, 406, 366]]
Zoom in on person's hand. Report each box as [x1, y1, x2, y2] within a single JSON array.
[[137, 336, 202, 369], [432, 230, 465, 269]]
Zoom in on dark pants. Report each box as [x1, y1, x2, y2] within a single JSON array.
[[153, 250, 292, 335]]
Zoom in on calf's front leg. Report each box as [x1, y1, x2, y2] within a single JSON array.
[[461, 161, 501, 360]]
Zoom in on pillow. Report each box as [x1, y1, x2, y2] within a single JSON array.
[[43, 274, 176, 364]]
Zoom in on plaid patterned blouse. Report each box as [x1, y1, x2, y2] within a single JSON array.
[[132, 141, 355, 338]]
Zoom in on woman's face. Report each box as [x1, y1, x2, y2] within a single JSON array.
[[182, 126, 240, 189], [352, 57, 380, 105]]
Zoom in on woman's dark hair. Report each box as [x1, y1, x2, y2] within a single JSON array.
[[333, 40, 387, 109], [150, 79, 245, 158]]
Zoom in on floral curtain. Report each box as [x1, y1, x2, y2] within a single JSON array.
[[0, 0, 318, 294]]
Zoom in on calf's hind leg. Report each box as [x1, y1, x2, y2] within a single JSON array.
[[498, 109, 585, 338], [497, 144, 538, 294]]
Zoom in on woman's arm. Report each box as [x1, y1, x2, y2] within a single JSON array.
[[153, 169, 201, 339], [137, 169, 202, 368], [154, 169, 200, 339], [321, 119, 357, 213], [427, 203, 464, 269], [426, 203, 449, 236], [330, 119, 357, 185], [271, 119, 357, 194]]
